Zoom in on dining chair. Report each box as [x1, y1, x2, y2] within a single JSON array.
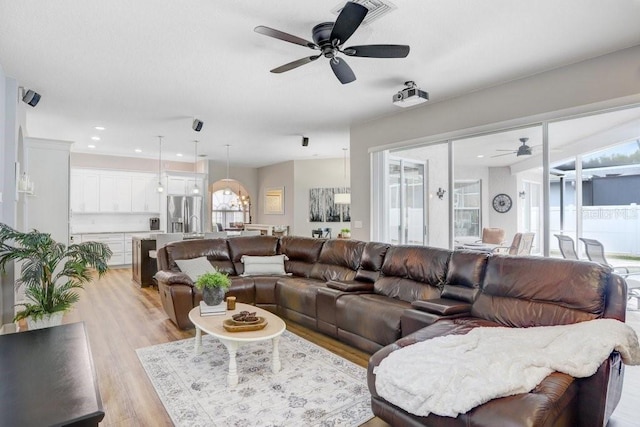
[[493, 232, 535, 255], [480, 227, 505, 245], [554, 234, 579, 260]]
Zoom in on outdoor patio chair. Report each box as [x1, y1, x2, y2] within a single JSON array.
[[554, 234, 579, 260], [579, 237, 640, 309], [493, 232, 535, 255]]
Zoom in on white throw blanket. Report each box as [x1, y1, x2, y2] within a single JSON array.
[[374, 318, 640, 418]]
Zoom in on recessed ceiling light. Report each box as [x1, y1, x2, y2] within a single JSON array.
[[134, 148, 142, 153], [477, 154, 485, 158], [94, 126, 105, 131], [176, 153, 183, 157], [91, 136, 100, 141], [88, 144, 96, 149]]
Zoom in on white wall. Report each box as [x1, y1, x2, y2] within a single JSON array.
[[293, 158, 350, 239], [487, 167, 519, 242], [423, 144, 449, 248], [350, 45, 640, 241], [1, 67, 27, 328], [24, 137, 72, 245], [256, 161, 295, 229], [0, 64, 8, 328]]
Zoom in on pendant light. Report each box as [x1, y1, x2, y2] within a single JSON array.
[[156, 136, 164, 193], [223, 144, 232, 195], [334, 148, 351, 204], [192, 140, 200, 194]]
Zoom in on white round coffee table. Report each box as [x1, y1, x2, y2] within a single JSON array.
[[188, 303, 286, 386]]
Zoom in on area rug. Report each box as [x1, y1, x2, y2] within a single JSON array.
[[136, 330, 373, 426]]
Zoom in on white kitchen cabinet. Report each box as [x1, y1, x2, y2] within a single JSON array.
[[70, 169, 99, 213], [130, 176, 147, 212], [99, 174, 132, 212], [167, 176, 187, 195], [146, 179, 161, 212], [186, 177, 203, 195], [167, 175, 206, 195], [131, 175, 160, 213]]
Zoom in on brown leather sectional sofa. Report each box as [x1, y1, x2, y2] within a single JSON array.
[[155, 235, 628, 426]]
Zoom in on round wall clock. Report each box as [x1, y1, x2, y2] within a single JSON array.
[[492, 193, 512, 213]]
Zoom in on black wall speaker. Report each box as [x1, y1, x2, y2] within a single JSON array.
[[192, 118, 204, 132], [22, 89, 41, 107], [302, 136, 309, 147]]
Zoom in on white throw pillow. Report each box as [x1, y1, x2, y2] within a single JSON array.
[[175, 256, 214, 281], [241, 254, 289, 276]]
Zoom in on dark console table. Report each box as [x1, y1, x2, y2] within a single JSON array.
[[0, 322, 105, 426]]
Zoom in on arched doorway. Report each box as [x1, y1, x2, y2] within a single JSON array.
[[210, 179, 251, 230]]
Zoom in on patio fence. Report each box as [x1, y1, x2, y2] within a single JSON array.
[[551, 205, 640, 256]]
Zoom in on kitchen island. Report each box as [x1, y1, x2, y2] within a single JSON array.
[[131, 233, 207, 286]]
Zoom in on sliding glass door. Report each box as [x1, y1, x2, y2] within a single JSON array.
[[388, 157, 426, 245]]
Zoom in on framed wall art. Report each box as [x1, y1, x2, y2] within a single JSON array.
[[264, 187, 285, 215]]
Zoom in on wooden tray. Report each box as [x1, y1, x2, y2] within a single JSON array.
[[223, 317, 268, 332], [228, 317, 261, 326]]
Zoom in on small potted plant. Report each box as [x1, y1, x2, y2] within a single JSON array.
[[0, 223, 112, 329], [340, 228, 351, 239], [195, 270, 231, 306]]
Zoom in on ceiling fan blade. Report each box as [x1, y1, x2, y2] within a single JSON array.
[[343, 44, 410, 58], [270, 55, 320, 73], [330, 2, 368, 46], [254, 26, 318, 49], [330, 57, 356, 84], [495, 149, 517, 152], [491, 152, 516, 158]]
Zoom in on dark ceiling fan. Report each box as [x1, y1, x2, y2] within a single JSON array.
[[492, 138, 538, 158], [254, 1, 410, 84]]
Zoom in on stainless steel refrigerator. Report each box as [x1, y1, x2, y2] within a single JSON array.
[[167, 195, 204, 234]]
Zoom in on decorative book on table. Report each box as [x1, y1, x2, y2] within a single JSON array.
[[199, 301, 226, 316]]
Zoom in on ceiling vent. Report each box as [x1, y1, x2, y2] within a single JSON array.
[[331, 0, 397, 26]]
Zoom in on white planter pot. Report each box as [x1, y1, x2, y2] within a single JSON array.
[[26, 312, 64, 330]]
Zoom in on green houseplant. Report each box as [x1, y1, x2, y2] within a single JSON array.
[[0, 223, 112, 329], [340, 228, 351, 238], [195, 270, 231, 306]]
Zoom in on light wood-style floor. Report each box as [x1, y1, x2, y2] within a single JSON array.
[[60, 268, 638, 426], [62, 268, 386, 426]]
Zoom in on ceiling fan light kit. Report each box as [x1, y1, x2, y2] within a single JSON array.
[[254, 1, 410, 84], [516, 138, 532, 156]]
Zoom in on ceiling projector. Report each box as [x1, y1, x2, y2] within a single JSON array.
[[392, 81, 428, 107]]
